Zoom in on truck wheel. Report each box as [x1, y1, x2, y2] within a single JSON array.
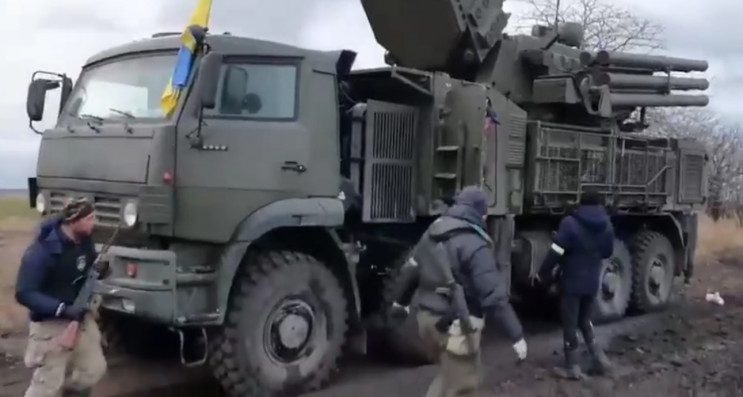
[[209, 250, 348, 396], [592, 239, 632, 324], [367, 251, 436, 366], [629, 231, 676, 313]]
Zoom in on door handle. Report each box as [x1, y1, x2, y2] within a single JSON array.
[[281, 161, 307, 173]]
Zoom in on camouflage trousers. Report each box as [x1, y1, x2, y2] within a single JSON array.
[[417, 310, 483, 397], [22, 314, 107, 397]]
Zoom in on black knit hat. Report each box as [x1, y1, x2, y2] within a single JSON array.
[[61, 197, 95, 223]]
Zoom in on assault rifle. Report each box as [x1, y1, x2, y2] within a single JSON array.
[[56, 226, 120, 349]]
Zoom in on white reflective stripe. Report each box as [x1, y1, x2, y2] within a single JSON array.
[[407, 257, 419, 267], [551, 243, 565, 255]]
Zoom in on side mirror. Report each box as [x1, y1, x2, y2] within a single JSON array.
[[196, 51, 222, 109], [27, 79, 59, 122]]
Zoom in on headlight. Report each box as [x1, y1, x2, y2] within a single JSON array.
[[35, 193, 46, 214], [123, 201, 138, 226]]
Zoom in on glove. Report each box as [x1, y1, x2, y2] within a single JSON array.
[[62, 305, 87, 321], [512, 338, 527, 360]]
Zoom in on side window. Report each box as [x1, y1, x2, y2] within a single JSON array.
[[208, 61, 298, 120]]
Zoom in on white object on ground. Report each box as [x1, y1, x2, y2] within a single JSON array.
[[705, 291, 725, 306]]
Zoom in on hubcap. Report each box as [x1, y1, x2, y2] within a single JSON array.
[[601, 258, 621, 301], [265, 299, 316, 364], [602, 272, 618, 298], [649, 260, 666, 294]]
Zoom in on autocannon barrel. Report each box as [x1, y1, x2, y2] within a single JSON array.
[[595, 72, 709, 91], [608, 93, 709, 108], [581, 50, 708, 72]]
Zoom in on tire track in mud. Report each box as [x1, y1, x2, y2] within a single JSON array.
[[2, 282, 740, 396], [489, 290, 743, 396]]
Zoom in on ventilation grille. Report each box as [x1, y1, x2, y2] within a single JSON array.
[[362, 100, 418, 223], [507, 115, 527, 166], [681, 153, 704, 202]]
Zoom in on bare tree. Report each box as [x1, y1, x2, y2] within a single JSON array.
[[518, 0, 665, 52]]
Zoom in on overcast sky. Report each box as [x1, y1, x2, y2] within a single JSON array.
[[1, 0, 740, 188]]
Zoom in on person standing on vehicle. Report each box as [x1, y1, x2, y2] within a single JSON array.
[[15, 198, 110, 397], [536, 190, 615, 379], [388, 185, 528, 396]]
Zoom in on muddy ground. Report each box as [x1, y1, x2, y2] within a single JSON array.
[[2, 226, 743, 396]]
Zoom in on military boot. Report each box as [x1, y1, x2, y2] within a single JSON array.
[[587, 341, 613, 375], [564, 347, 585, 380]]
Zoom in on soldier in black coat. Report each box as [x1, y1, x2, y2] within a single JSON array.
[[389, 186, 527, 396], [538, 190, 615, 379]]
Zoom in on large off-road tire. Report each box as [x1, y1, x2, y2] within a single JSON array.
[[366, 251, 437, 366], [208, 250, 348, 397], [629, 231, 676, 313], [592, 239, 633, 324]]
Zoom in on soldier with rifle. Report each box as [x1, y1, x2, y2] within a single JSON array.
[[388, 186, 527, 396], [15, 198, 112, 397]]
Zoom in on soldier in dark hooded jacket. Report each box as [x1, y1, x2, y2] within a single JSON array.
[[537, 190, 615, 379], [389, 186, 526, 396]]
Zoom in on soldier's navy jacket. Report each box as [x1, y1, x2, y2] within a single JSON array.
[[538, 204, 615, 295], [15, 216, 97, 322], [392, 188, 524, 343]]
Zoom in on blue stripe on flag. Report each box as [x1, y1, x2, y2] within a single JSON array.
[[172, 45, 195, 89]]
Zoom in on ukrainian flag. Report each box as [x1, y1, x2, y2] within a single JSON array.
[[160, 0, 213, 117]]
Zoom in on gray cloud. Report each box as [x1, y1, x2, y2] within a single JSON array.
[[152, 0, 341, 45], [37, 5, 130, 33]]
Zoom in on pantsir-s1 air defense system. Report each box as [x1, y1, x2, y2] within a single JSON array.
[[25, 0, 708, 395]]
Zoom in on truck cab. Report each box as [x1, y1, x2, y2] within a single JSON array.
[[28, 34, 345, 243]]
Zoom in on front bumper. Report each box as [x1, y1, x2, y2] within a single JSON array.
[[95, 244, 219, 326]]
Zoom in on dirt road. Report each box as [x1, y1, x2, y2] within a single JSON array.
[[2, 225, 743, 396]]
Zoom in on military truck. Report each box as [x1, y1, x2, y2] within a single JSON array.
[[24, 0, 708, 395]]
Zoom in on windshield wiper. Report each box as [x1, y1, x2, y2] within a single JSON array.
[[79, 114, 104, 123], [109, 108, 136, 119], [78, 113, 104, 133]]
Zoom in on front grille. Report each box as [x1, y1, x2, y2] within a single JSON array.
[[47, 191, 124, 227]]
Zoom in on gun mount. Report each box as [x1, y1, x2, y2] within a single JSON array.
[[361, 0, 710, 129]]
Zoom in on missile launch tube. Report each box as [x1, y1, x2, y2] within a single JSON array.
[[595, 72, 709, 91], [593, 50, 708, 72], [581, 50, 708, 72], [609, 93, 709, 107]]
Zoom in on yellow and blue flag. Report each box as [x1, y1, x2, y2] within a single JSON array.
[[160, 0, 213, 117]]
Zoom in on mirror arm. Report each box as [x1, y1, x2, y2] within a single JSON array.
[[28, 120, 42, 135]]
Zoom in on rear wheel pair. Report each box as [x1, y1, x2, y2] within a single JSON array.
[[593, 231, 676, 323]]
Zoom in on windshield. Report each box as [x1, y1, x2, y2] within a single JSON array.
[[63, 53, 178, 122]]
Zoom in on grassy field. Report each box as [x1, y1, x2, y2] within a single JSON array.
[[0, 196, 38, 231], [0, 197, 39, 332]]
